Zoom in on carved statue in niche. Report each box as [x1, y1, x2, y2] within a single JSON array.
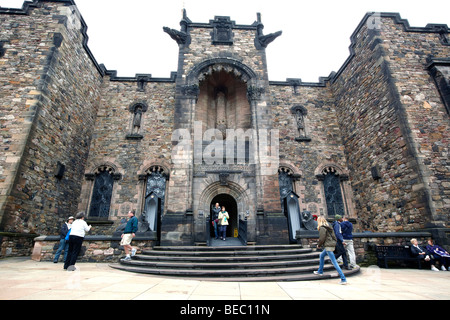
[[295, 108, 306, 137], [214, 87, 228, 138], [132, 106, 143, 134], [291, 105, 311, 142]]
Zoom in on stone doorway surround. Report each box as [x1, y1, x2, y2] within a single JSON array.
[[194, 179, 254, 244]]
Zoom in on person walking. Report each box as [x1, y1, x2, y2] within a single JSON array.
[[314, 216, 347, 285], [341, 216, 359, 269], [121, 210, 139, 261], [64, 212, 92, 271], [218, 206, 229, 241], [333, 214, 349, 270], [53, 216, 74, 263], [211, 203, 221, 240]]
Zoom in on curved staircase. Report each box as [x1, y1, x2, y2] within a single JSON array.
[[109, 244, 360, 281]]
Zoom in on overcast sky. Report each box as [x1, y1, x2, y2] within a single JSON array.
[[1, 0, 449, 82]]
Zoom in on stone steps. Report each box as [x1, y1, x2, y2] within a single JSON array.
[[109, 244, 360, 281]]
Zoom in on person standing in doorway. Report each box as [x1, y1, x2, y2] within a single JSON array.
[[53, 216, 74, 263], [64, 212, 92, 271], [121, 210, 139, 261], [314, 216, 347, 285], [211, 203, 221, 240], [218, 206, 229, 241]]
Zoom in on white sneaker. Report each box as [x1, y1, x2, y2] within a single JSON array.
[[313, 271, 323, 276], [441, 266, 446, 271], [431, 265, 439, 271], [339, 280, 348, 285], [131, 248, 137, 257]]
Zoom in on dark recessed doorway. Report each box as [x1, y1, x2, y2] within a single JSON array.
[[210, 194, 238, 238]]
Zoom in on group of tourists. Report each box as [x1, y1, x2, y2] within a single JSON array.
[[314, 214, 450, 284], [54, 209, 449, 279], [314, 214, 358, 285], [53, 211, 92, 271], [410, 238, 450, 272], [53, 210, 138, 269], [53, 205, 230, 270]]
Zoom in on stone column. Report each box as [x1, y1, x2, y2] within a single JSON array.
[[247, 84, 289, 244]]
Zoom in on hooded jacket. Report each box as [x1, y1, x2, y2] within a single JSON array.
[[318, 224, 337, 251]]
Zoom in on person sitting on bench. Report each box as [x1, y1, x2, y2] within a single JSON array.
[[410, 238, 439, 271]]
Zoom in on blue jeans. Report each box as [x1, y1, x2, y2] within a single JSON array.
[[212, 221, 219, 239], [220, 225, 227, 239], [53, 238, 69, 262], [318, 249, 347, 281]]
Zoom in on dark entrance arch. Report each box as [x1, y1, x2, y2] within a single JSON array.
[[210, 194, 238, 239]]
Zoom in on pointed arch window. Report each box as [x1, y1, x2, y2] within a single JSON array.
[[140, 166, 169, 235], [316, 167, 347, 218], [87, 166, 121, 219]]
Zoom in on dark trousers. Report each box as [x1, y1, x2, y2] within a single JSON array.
[[64, 235, 84, 269], [334, 240, 348, 267]]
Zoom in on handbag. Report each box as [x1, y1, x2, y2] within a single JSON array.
[[65, 228, 71, 241]]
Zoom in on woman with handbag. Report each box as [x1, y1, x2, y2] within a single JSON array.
[[314, 216, 347, 284]]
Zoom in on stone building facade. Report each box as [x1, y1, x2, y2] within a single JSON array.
[[0, 1, 449, 258]]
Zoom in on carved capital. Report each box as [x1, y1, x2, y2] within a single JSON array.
[[246, 85, 265, 102], [181, 84, 200, 99]]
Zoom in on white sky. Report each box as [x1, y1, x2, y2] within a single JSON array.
[[1, 0, 449, 82]]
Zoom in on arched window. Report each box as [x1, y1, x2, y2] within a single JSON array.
[[142, 166, 168, 234], [317, 166, 346, 218], [88, 166, 120, 219]]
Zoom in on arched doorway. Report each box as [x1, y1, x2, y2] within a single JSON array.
[[210, 194, 238, 239]]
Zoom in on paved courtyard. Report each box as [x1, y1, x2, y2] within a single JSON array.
[[0, 257, 449, 300]]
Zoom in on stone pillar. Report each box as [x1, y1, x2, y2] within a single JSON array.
[[247, 84, 289, 244]]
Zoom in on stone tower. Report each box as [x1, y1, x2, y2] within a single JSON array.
[[161, 11, 288, 245]]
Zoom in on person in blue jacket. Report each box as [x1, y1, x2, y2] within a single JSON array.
[[341, 216, 358, 269], [121, 210, 139, 261], [53, 216, 74, 263], [333, 215, 349, 270]]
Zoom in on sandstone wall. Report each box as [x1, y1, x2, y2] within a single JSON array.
[[332, 14, 450, 232], [78, 78, 176, 230], [0, 3, 102, 241], [269, 82, 355, 220], [380, 18, 450, 225]]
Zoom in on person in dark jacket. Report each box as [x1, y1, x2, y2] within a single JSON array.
[[333, 215, 349, 270], [426, 239, 450, 271], [341, 216, 358, 269], [53, 216, 74, 263], [410, 238, 439, 271], [211, 203, 221, 240], [314, 216, 347, 284], [121, 210, 139, 261]]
